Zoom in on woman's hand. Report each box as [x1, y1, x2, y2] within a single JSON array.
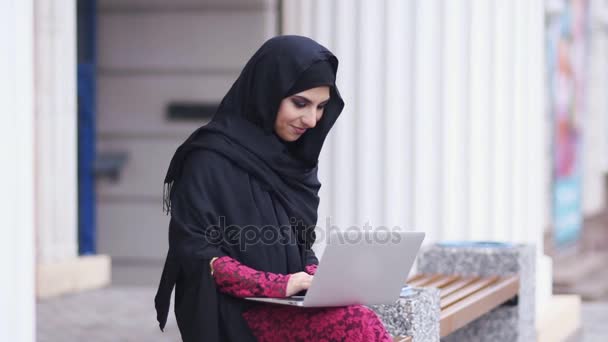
[[285, 272, 313, 297]]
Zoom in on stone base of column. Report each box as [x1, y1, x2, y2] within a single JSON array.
[[36, 254, 111, 299], [371, 287, 441, 341]]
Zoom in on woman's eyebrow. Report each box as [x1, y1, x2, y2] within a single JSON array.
[[293, 95, 331, 104]]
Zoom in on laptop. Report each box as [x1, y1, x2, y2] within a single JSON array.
[[245, 230, 425, 307]]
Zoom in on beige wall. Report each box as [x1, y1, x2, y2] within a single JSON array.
[[96, 0, 278, 284]]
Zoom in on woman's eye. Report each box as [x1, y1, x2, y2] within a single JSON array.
[[292, 100, 307, 108], [317, 105, 326, 110]]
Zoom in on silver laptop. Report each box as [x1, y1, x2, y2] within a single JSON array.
[[245, 230, 425, 307]]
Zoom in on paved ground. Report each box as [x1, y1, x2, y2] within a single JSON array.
[[37, 286, 608, 341], [581, 301, 608, 341], [37, 287, 180, 342]]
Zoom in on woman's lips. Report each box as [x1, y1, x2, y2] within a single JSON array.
[[291, 125, 307, 134]]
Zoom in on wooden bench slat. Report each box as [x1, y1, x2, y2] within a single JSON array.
[[406, 273, 426, 283], [409, 274, 445, 287], [398, 273, 520, 339], [407, 273, 435, 287], [440, 276, 500, 310], [439, 276, 480, 298], [425, 274, 461, 289], [439, 275, 519, 337]]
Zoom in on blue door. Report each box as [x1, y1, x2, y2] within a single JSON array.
[[77, 0, 97, 255]]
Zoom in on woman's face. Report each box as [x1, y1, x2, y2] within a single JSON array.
[[274, 86, 331, 142]]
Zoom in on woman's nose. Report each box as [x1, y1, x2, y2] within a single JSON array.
[[302, 109, 317, 128]]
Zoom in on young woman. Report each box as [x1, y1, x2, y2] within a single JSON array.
[[155, 35, 391, 342]]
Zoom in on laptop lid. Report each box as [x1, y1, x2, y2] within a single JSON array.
[[301, 230, 425, 307]]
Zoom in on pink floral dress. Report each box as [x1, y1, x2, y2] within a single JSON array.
[[212, 256, 392, 342]]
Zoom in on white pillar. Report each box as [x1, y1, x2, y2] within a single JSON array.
[[34, 0, 110, 298], [355, 0, 385, 228], [531, 0, 554, 314], [331, 0, 358, 234], [584, 0, 608, 215], [468, 0, 493, 240], [490, 0, 514, 242], [511, 0, 529, 245], [35, 0, 79, 263], [413, 0, 443, 242], [384, 0, 414, 233], [281, 1, 551, 296], [441, 0, 469, 240], [0, 0, 36, 341]]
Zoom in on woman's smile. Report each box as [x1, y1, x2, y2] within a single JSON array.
[[291, 125, 307, 135]]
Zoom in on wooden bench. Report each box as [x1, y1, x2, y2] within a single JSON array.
[[392, 273, 519, 340]]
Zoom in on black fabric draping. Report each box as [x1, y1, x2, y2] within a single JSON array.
[[154, 35, 344, 341]]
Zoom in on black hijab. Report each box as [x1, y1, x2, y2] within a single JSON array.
[[155, 35, 344, 341]]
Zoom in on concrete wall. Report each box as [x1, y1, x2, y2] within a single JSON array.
[[96, 0, 278, 284]]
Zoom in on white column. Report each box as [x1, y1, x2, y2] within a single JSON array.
[[511, 0, 529, 244], [281, 1, 550, 264], [584, 0, 608, 215], [468, 0, 493, 240], [331, 0, 358, 234], [384, 0, 415, 232], [34, 0, 110, 298], [490, 0, 514, 242], [356, 0, 385, 228], [0, 0, 36, 341], [35, 0, 79, 263], [441, 0, 469, 240], [282, 0, 313, 38], [413, 0, 442, 242], [531, 0, 553, 313]]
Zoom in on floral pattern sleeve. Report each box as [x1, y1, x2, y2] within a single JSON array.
[[211, 256, 290, 298]]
